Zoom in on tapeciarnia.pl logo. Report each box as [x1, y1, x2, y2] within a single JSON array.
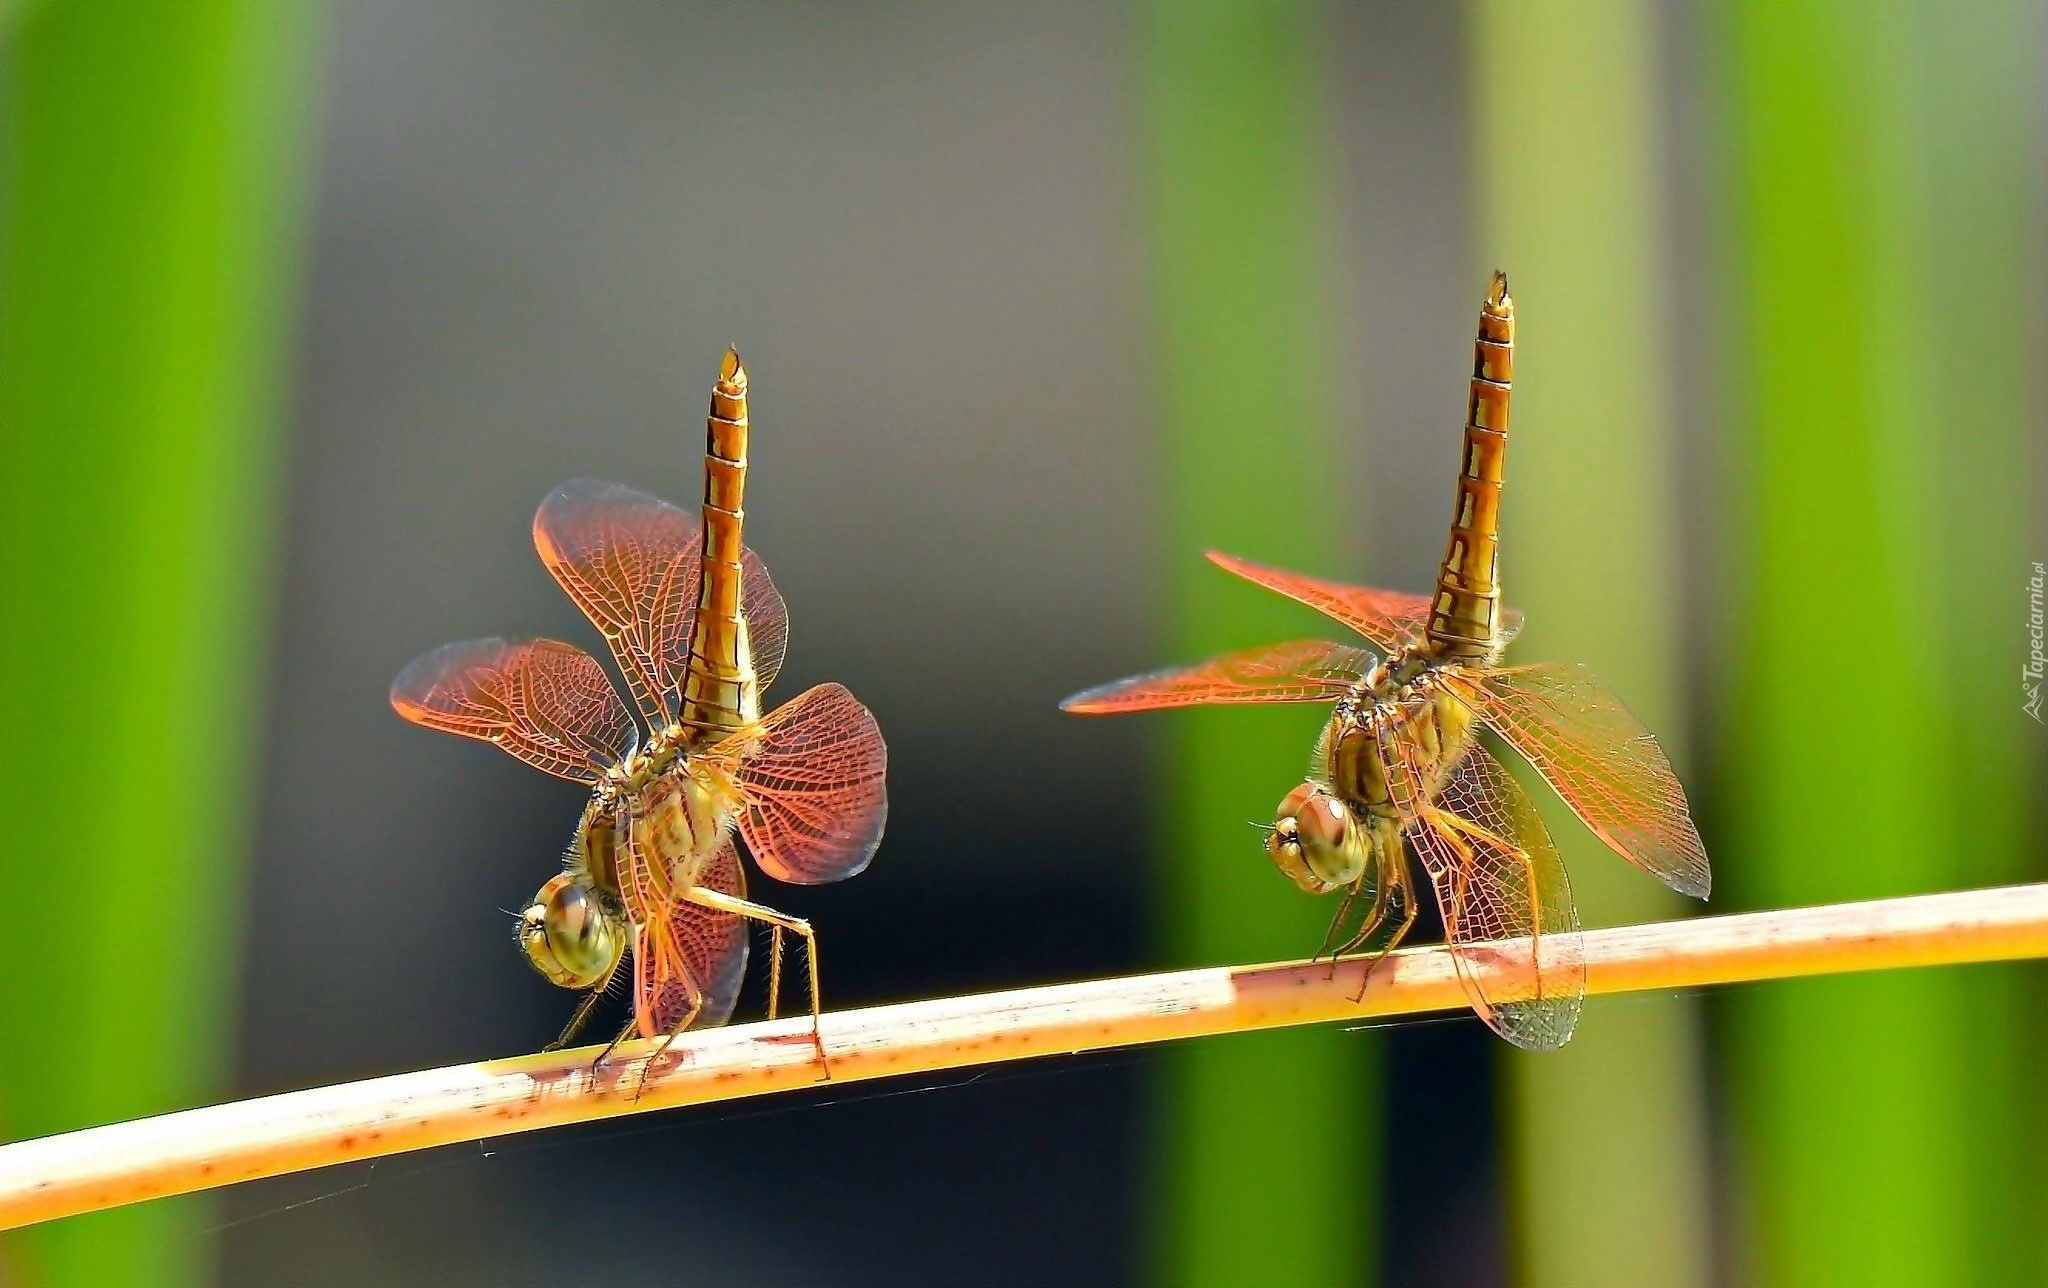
[[2027, 561, 2045, 724]]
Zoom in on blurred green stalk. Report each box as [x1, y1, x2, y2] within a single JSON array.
[[1468, 4, 1712, 1287], [1914, 6, 2048, 1278], [0, 1, 318, 1284], [1141, 3, 1374, 1285], [1717, 1, 2038, 1283]]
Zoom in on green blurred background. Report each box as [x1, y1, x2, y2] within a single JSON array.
[[0, 2, 2041, 1285]]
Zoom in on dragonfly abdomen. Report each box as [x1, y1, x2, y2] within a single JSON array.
[[1426, 272, 1513, 661], [679, 348, 761, 741]]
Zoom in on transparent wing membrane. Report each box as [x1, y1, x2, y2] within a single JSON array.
[[533, 480, 697, 725], [1442, 662, 1710, 899], [723, 683, 888, 885], [1206, 550, 1523, 652], [533, 480, 789, 725], [743, 572, 790, 700], [632, 834, 749, 1037], [389, 637, 638, 783], [1059, 639, 1373, 714], [1402, 738, 1584, 1050]]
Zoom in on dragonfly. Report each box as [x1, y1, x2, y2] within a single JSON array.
[[392, 348, 887, 1063], [1062, 273, 1708, 1050]]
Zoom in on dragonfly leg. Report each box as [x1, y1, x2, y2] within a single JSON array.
[[546, 952, 625, 1053], [680, 885, 830, 1075], [1327, 870, 1394, 965], [1314, 884, 1363, 976], [634, 990, 708, 1102], [766, 924, 785, 1021], [1351, 861, 1419, 1003], [593, 1016, 640, 1072]]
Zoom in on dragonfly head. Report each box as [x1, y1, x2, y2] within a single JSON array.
[[1269, 781, 1368, 893], [519, 873, 627, 990]]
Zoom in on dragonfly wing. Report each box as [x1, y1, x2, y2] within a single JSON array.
[[390, 637, 637, 783], [533, 480, 790, 725], [1203, 551, 1446, 652], [534, 480, 698, 725], [740, 557, 789, 696], [719, 683, 887, 885], [1060, 640, 1373, 714], [1404, 739, 1584, 1050], [633, 833, 749, 1037], [1441, 662, 1710, 899]]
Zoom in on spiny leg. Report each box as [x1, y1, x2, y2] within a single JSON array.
[[766, 924, 785, 1021], [1314, 883, 1365, 977], [548, 988, 607, 1055], [1330, 859, 1397, 961], [1353, 723, 1439, 973], [1351, 859, 1419, 1003], [548, 952, 624, 1053], [682, 885, 830, 1073], [637, 990, 708, 1101], [593, 1015, 640, 1071], [590, 919, 654, 1072]]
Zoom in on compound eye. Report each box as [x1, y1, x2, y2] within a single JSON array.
[[1275, 784, 1365, 888], [1268, 783, 1340, 893], [547, 881, 598, 936], [1278, 781, 1319, 819], [1295, 792, 1350, 856], [519, 874, 621, 989]]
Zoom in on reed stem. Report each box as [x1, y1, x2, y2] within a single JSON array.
[[2, 882, 2043, 1231]]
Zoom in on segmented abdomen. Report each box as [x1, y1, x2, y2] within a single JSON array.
[[1425, 272, 1513, 660], [678, 347, 757, 740]]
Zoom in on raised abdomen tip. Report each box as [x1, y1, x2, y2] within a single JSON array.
[[1486, 270, 1511, 313], [718, 344, 747, 390]]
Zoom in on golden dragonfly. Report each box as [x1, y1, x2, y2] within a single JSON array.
[[1063, 273, 1708, 1049], [393, 348, 886, 1061]]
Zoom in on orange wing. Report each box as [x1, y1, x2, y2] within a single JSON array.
[[633, 833, 749, 1037], [716, 682, 887, 885], [533, 480, 789, 726], [390, 638, 637, 784], [1440, 662, 1710, 900], [1206, 551, 1522, 653], [1402, 739, 1584, 1050], [1060, 640, 1372, 714]]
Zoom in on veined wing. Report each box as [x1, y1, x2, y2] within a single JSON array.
[[1439, 662, 1710, 900], [533, 480, 789, 726], [390, 637, 637, 784], [715, 682, 887, 885], [1403, 739, 1584, 1050], [1059, 640, 1372, 714], [1207, 551, 1522, 652], [633, 833, 749, 1037]]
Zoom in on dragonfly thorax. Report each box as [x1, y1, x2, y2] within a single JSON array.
[[1321, 667, 1479, 826], [568, 738, 745, 921], [1360, 645, 1440, 698], [602, 724, 688, 795]]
